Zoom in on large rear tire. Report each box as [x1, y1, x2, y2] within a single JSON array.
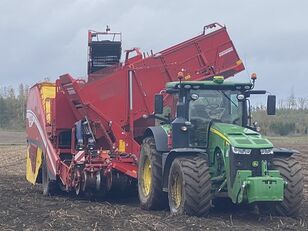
[[138, 137, 167, 210], [168, 155, 211, 216], [42, 156, 58, 196], [264, 156, 304, 217]]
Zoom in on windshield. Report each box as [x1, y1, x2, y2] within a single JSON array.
[[189, 89, 243, 147]]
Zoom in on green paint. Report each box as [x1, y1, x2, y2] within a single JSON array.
[[161, 124, 172, 134], [211, 123, 273, 149]]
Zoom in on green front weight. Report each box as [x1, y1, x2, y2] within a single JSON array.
[[245, 175, 284, 203], [231, 170, 284, 203]]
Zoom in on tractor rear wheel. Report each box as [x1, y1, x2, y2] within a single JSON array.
[[42, 156, 58, 196], [168, 155, 211, 216], [270, 156, 304, 217], [138, 137, 167, 210]]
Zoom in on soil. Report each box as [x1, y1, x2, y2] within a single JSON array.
[[0, 133, 307, 230]]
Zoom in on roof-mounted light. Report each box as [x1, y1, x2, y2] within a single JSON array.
[[251, 73, 257, 81], [213, 76, 224, 84]]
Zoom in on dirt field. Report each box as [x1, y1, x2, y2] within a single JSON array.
[[0, 132, 307, 230]]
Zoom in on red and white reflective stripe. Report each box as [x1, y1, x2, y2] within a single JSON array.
[[26, 110, 57, 174], [74, 151, 85, 162]]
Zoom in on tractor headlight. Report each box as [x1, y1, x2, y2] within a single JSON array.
[[180, 126, 188, 132], [232, 146, 251, 155], [260, 148, 273, 155]]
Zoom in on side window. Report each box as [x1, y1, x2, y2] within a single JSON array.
[[230, 94, 239, 115], [162, 94, 178, 120]]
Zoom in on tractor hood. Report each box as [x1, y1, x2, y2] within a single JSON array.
[[210, 123, 273, 149]]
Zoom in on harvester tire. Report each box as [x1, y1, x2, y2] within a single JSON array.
[[138, 137, 167, 210], [168, 155, 211, 216], [269, 156, 304, 217], [42, 157, 58, 196]]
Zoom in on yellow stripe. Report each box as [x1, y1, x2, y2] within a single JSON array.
[[40, 83, 56, 124], [236, 59, 243, 65], [210, 128, 230, 143], [26, 145, 43, 184]]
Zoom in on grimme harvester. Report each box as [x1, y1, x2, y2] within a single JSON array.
[[26, 23, 303, 217]]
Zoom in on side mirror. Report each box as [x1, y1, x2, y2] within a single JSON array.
[[267, 95, 276, 115], [154, 94, 163, 114]]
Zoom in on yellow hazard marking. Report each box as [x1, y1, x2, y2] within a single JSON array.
[[26, 145, 42, 184], [184, 74, 191, 80], [40, 83, 56, 124], [118, 139, 126, 153], [210, 128, 230, 143], [236, 60, 243, 65]]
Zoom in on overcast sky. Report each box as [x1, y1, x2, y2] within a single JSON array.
[[0, 0, 307, 102]]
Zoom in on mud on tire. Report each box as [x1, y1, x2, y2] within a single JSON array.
[[138, 137, 167, 210], [168, 155, 211, 216], [263, 156, 304, 217]]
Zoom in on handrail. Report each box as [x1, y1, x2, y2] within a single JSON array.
[[203, 22, 224, 35]]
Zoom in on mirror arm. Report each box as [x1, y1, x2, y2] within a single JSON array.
[[147, 114, 170, 123]]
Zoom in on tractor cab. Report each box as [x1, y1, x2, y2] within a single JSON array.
[[155, 75, 276, 149]]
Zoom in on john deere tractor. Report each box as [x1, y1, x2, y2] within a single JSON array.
[[138, 75, 304, 217]]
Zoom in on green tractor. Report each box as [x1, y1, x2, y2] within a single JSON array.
[[138, 75, 304, 217]]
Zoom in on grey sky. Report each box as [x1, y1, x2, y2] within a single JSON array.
[[0, 0, 307, 101]]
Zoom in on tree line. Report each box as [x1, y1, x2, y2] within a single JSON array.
[[252, 97, 308, 136], [0, 84, 29, 130], [0, 84, 307, 136]]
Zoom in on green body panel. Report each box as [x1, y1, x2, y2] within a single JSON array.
[[161, 124, 172, 134], [206, 123, 284, 203], [210, 123, 273, 149]]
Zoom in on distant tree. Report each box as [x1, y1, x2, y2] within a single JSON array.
[[0, 84, 29, 130], [0, 96, 7, 128], [278, 99, 284, 109], [287, 88, 297, 109], [297, 97, 307, 110]]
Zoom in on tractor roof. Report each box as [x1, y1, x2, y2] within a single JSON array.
[[166, 79, 253, 91]]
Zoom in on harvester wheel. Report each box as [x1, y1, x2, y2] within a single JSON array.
[[42, 157, 58, 196], [168, 155, 211, 216], [270, 156, 304, 217], [138, 137, 167, 210]]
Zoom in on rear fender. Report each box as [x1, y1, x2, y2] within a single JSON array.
[[143, 127, 168, 152], [273, 147, 299, 157]]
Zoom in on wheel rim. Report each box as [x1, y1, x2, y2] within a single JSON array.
[[171, 173, 182, 209], [142, 157, 152, 196]]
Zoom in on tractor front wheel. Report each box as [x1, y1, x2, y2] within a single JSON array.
[[168, 155, 211, 216]]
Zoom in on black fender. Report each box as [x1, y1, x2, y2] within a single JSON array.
[[161, 148, 207, 191], [143, 126, 169, 152], [273, 147, 299, 157]]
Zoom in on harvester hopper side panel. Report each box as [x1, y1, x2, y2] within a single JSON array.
[[80, 69, 129, 127], [132, 67, 169, 118]]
